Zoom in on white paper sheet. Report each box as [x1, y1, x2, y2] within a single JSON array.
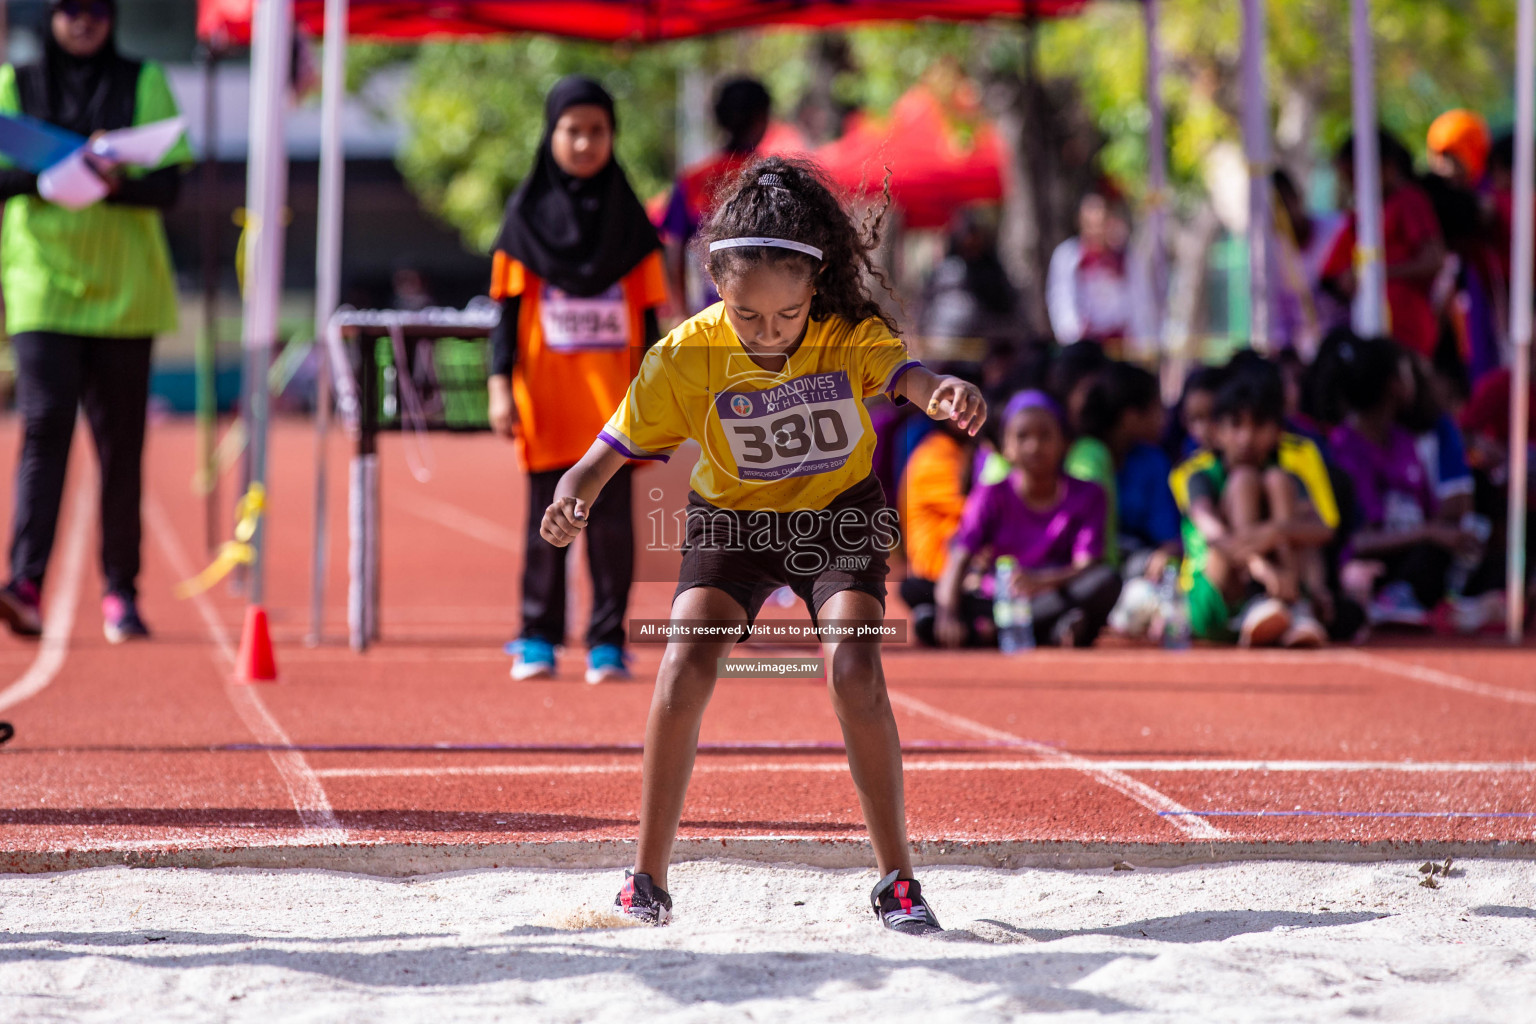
[[87, 117, 186, 167], [36, 150, 110, 210]]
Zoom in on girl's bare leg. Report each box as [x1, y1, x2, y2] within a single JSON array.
[[634, 587, 743, 890], [818, 589, 914, 880]]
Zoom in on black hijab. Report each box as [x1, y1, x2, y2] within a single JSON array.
[[492, 76, 660, 297], [16, 0, 141, 135]]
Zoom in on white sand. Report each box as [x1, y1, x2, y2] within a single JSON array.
[[0, 860, 1532, 1022]]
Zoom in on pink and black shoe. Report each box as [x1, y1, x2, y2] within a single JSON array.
[[871, 869, 943, 935], [102, 593, 151, 645], [614, 870, 673, 926]]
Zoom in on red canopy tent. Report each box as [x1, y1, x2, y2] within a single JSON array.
[[814, 79, 1005, 229], [198, 0, 1088, 45]]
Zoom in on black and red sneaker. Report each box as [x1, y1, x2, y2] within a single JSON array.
[[0, 579, 43, 638], [615, 870, 673, 926], [870, 869, 943, 935]]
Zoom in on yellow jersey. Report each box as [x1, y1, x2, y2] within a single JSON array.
[[1168, 432, 1340, 528], [600, 304, 918, 511]]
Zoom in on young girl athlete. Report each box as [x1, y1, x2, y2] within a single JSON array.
[[540, 157, 986, 934]]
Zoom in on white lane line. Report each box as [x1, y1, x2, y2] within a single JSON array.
[[887, 692, 1228, 840], [0, 470, 93, 715], [314, 759, 1536, 779], [145, 495, 345, 841], [1342, 650, 1536, 707], [394, 491, 518, 552]]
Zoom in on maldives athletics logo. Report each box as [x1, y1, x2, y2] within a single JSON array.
[[729, 394, 754, 418]]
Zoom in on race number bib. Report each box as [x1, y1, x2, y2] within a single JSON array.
[[715, 372, 863, 482], [540, 283, 629, 351]]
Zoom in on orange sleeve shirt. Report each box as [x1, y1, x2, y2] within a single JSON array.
[[490, 249, 667, 472], [898, 431, 969, 581]]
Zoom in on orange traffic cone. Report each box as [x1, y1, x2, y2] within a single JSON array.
[[236, 605, 278, 684]]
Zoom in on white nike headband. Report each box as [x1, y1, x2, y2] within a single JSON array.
[[708, 237, 824, 261]]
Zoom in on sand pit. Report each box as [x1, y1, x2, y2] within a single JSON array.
[[0, 859, 1532, 1022]]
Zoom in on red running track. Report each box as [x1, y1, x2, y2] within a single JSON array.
[[0, 418, 1533, 871]]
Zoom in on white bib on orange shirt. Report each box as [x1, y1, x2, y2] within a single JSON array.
[[540, 283, 630, 351]]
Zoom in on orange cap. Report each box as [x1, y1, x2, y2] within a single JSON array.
[[1427, 109, 1491, 181]]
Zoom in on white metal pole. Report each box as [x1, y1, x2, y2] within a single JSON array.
[[1240, 0, 1270, 350], [242, 0, 293, 608], [1145, 0, 1167, 356], [309, 0, 349, 645], [1350, 0, 1387, 337], [1508, 0, 1534, 642]]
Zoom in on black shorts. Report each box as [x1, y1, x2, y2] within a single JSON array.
[[674, 475, 894, 624]]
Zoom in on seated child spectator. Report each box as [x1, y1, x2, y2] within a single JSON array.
[[1459, 365, 1536, 476], [1401, 353, 1475, 525], [898, 418, 982, 629], [1047, 340, 1112, 436], [932, 391, 1121, 648], [1272, 347, 1328, 445], [1175, 364, 1336, 647], [1400, 352, 1503, 630], [1069, 362, 1180, 577], [1328, 336, 1477, 626], [1173, 365, 1225, 458]]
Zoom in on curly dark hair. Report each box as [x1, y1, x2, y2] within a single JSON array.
[[694, 156, 898, 333]]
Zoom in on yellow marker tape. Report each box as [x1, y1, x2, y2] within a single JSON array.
[[233, 209, 252, 298], [1353, 245, 1382, 269], [175, 483, 266, 598]]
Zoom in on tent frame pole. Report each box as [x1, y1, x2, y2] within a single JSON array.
[[1240, 0, 1270, 351], [240, 0, 294, 610], [1145, 0, 1167, 358], [1349, 0, 1387, 338], [309, 0, 350, 646], [198, 43, 221, 554], [1509, 0, 1534, 642]]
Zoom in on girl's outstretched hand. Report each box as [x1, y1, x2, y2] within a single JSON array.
[[925, 377, 987, 436], [541, 496, 589, 547]]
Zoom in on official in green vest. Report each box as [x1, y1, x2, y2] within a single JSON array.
[[0, 0, 192, 642]]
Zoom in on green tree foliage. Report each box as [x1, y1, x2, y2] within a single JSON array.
[[383, 25, 982, 252], [1037, 0, 1516, 199], [379, 1, 1516, 252], [390, 38, 689, 252]]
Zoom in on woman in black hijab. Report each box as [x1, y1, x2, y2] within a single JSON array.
[[486, 75, 666, 684], [0, 0, 190, 644]]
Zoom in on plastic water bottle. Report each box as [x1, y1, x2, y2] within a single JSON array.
[[1158, 565, 1191, 650], [1448, 513, 1492, 598], [994, 557, 1035, 654]]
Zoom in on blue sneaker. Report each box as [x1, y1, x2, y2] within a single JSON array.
[[510, 638, 557, 681], [585, 644, 630, 684], [1370, 581, 1429, 628]]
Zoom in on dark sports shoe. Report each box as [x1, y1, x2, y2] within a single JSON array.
[[871, 869, 943, 935], [0, 579, 43, 637], [615, 870, 673, 926], [102, 593, 151, 645]]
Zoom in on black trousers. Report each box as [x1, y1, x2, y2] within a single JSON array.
[[1380, 541, 1452, 610], [8, 332, 153, 599], [903, 563, 1123, 648], [521, 464, 633, 648]]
